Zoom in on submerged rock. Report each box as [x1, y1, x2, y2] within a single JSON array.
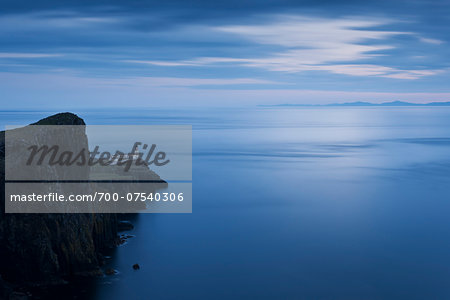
[[104, 268, 117, 276], [118, 220, 134, 231]]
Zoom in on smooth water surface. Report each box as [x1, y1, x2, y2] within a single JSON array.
[[2, 107, 450, 300]]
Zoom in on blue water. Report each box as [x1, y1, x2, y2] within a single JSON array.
[[2, 107, 450, 299]]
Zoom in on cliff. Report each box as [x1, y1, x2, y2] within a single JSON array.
[[0, 113, 118, 290]]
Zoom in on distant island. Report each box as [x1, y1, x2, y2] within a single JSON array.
[[261, 101, 450, 107]]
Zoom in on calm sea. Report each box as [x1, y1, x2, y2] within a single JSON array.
[[2, 107, 450, 300]]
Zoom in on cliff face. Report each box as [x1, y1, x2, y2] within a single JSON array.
[[0, 113, 118, 286]]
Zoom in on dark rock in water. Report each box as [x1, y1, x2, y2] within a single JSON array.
[[0, 113, 118, 288], [117, 233, 135, 246], [118, 220, 134, 231], [104, 268, 117, 276], [132, 264, 140, 270]]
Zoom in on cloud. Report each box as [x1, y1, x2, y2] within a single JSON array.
[[0, 71, 280, 87], [382, 69, 443, 80], [92, 76, 282, 87], [0, 53, 62, 58], [0, 11, 120, 30], [418, 37, 444, 45], [3, 71, 450, 108], [215, 16, 403, 51], [0, 11, 446, 83], [124, 60, 196, 67], [129, 15, 444, 80]]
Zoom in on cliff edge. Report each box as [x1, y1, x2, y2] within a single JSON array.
[[0, 113, 118, 291]]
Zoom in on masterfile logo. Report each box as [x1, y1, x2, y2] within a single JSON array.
[[26, 142, 170, 172], [4, 125, 192, 213]]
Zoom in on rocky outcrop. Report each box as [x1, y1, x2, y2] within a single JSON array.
[[0, 113, 118, 288]]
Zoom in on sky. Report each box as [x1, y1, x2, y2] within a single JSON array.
[[1, 0, 450, 108]]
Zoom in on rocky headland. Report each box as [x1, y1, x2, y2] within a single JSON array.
[[0, 112, 165, 298]]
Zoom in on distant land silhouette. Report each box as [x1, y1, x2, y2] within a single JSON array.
[[261, 101, 450, 107]]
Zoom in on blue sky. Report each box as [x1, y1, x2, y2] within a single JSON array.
[[1, 0, 449, 108]]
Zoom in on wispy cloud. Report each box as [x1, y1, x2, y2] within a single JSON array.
[[0, 11, 120, 30], [0, 53, 62, 58], [418, 37, 444, 45], [129, 15, 443, 80], [2, 71, 450, 108], [382, 69, 444, 80], [0, 71, 279, 87], [92, 76, 282, 87]]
